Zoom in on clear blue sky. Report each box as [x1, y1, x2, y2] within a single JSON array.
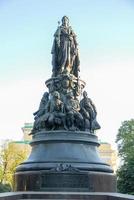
[[0, 0, 134, 146], [0, 0, 134, 80]]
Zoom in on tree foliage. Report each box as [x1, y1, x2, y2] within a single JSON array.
[[0, 141, 29, 191], [116, 119, 134, 194]]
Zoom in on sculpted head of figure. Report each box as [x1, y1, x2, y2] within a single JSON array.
[[53, 91, 60, 99], [62, 16, 69, 27], [83, 91, 88, 98], [62, 77, 70, 89]]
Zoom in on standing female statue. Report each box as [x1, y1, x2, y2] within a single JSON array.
[[51, 16, 80, 77]]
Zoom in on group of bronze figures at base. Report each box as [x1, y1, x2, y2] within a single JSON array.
[[31, 90, 100, 135]]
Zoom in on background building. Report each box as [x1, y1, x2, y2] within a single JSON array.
[[98, 142, 117, 172], [22, 123, 33, 141]]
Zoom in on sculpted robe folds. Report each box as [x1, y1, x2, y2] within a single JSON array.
[[51, 16, 80, 77]]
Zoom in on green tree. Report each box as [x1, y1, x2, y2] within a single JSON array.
[[0, 141, 29, 191], [116, 119, 134, 194]]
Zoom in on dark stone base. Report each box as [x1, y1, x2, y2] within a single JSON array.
[[1, 192, 134, 200], [14, 170, 116, 192], [14, 131, 116, 192]]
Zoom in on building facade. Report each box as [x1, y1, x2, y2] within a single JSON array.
[[98, 142, 117, 172]]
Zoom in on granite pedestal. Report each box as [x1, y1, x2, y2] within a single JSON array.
[[14, 131, 116, 192]]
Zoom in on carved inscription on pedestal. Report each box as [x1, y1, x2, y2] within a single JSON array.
[[41, 173, 89, 189]]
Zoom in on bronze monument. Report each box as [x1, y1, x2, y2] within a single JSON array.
[[14, 16, 116, 192]]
